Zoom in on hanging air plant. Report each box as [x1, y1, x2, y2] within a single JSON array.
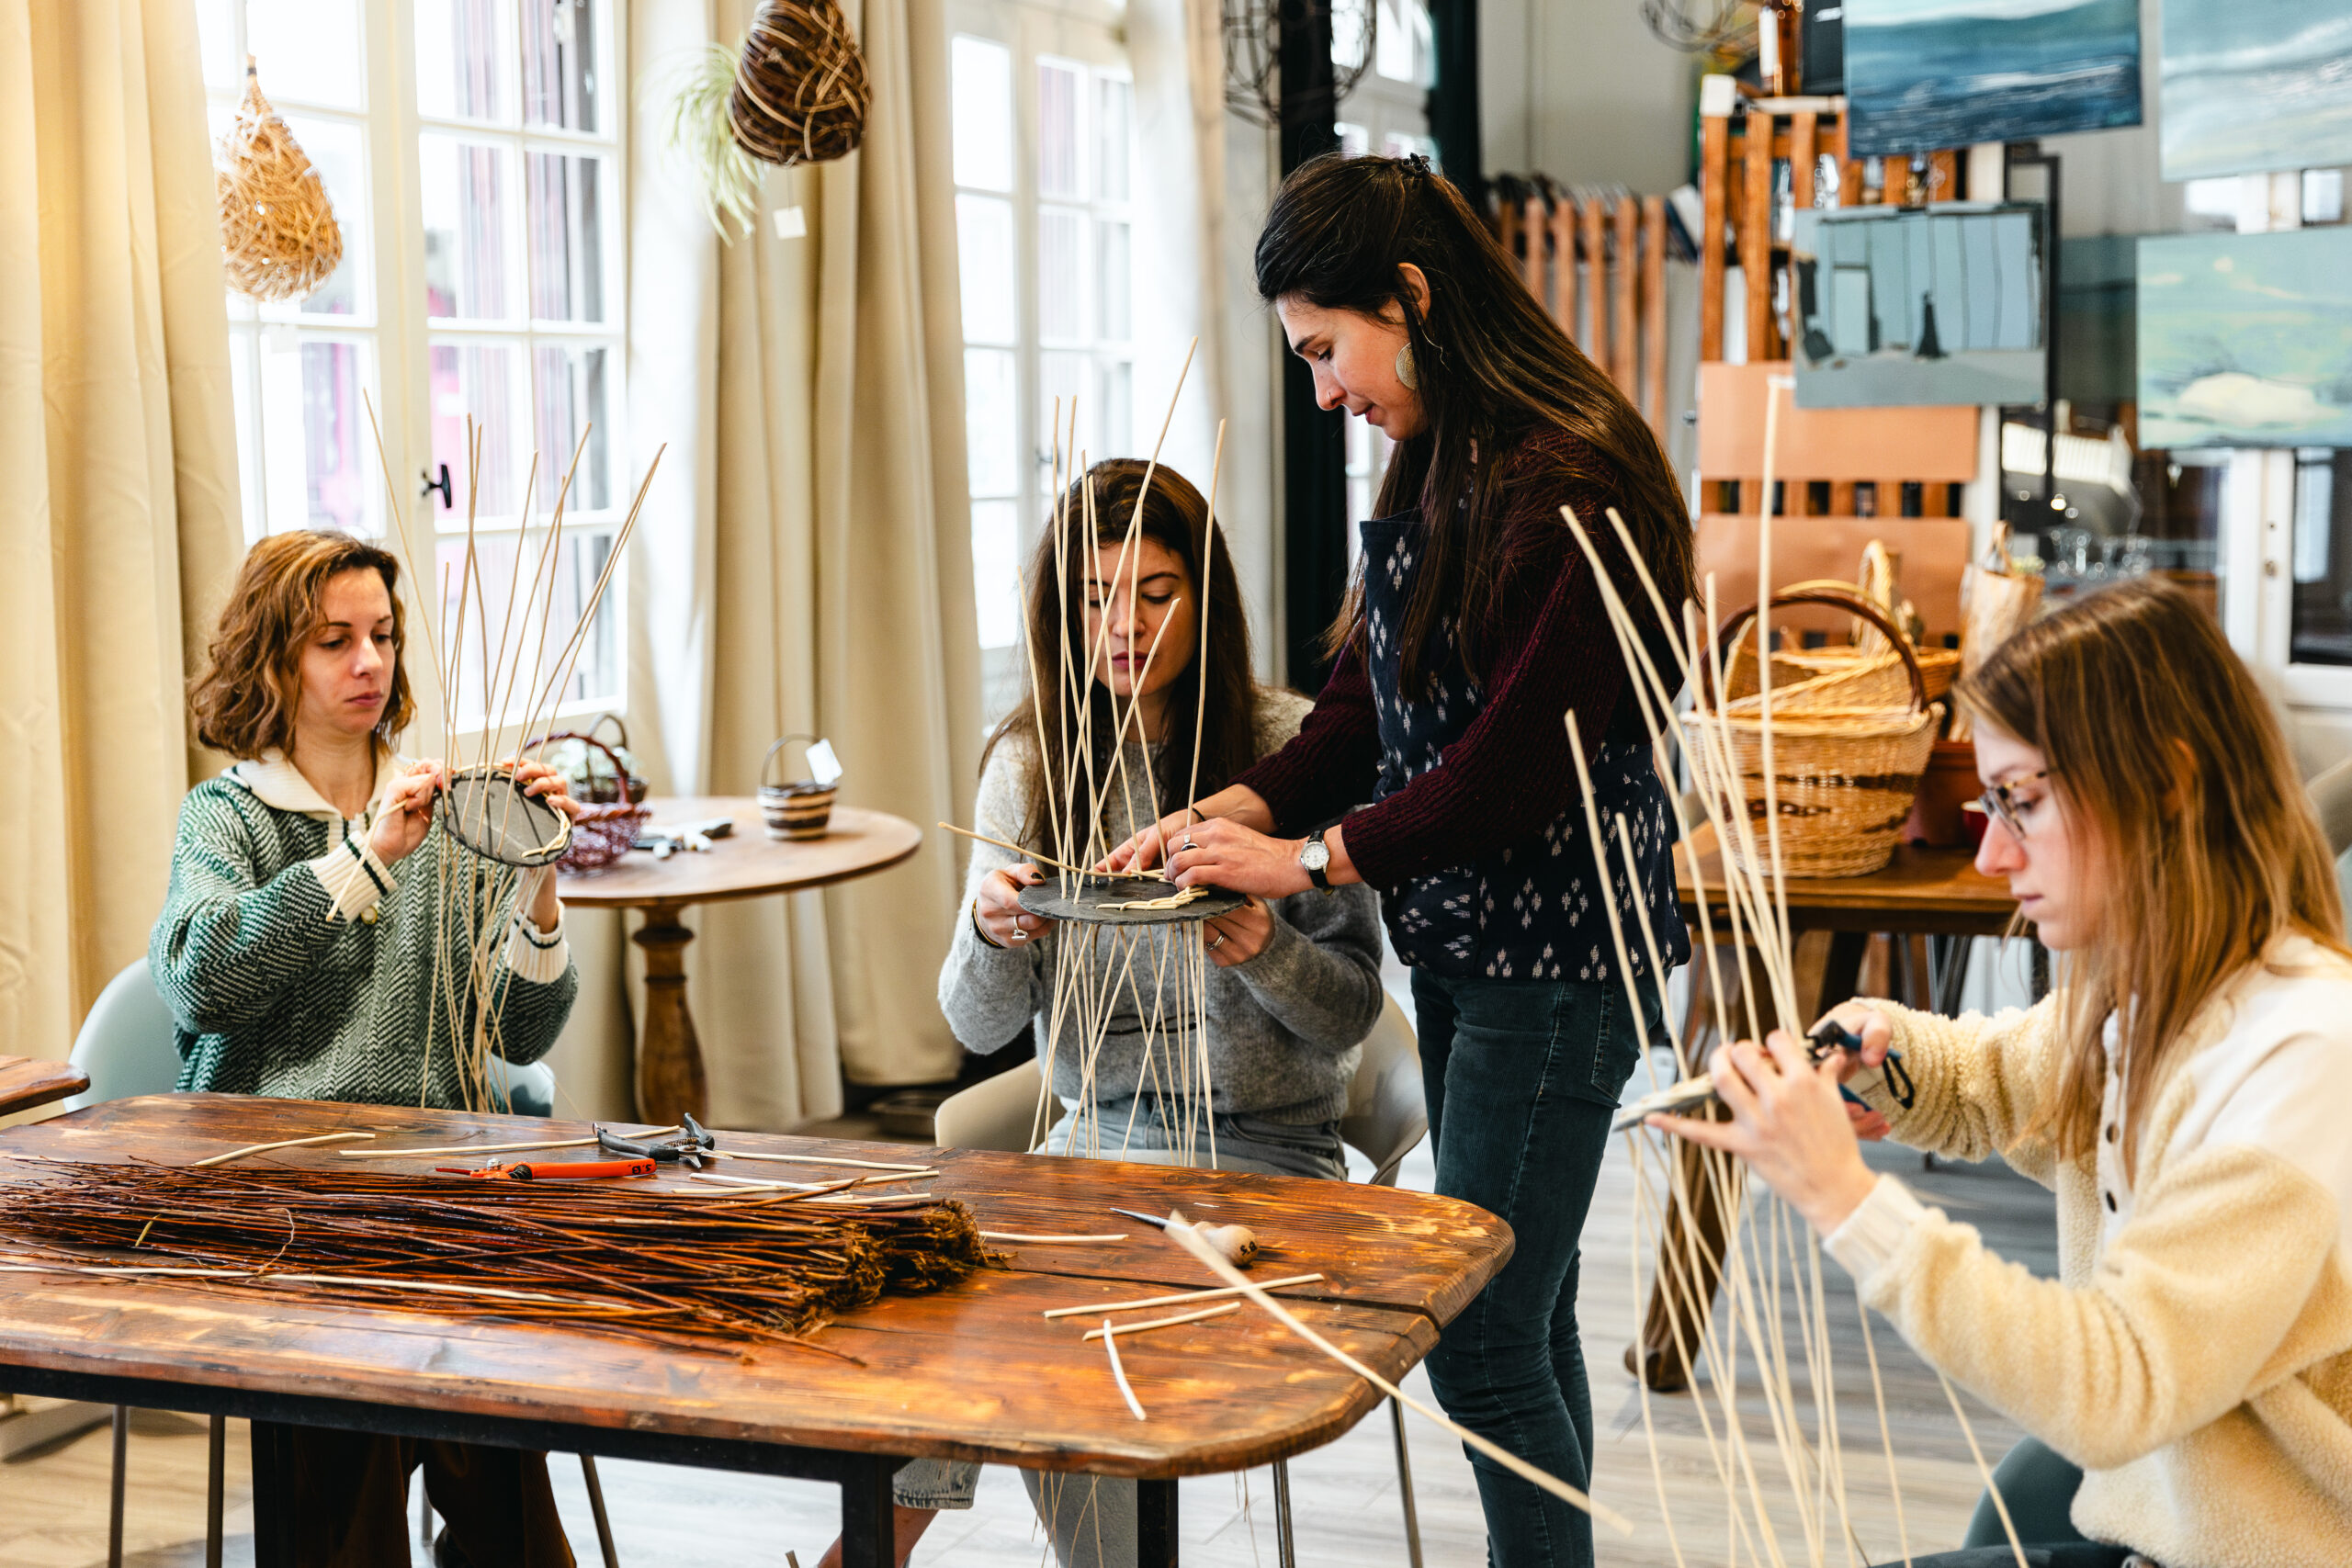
[[215, 56, 343, 302], [667, 41, 765, 243]]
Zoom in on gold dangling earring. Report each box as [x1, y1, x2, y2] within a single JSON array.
[[1395, 341, 1418, 390]]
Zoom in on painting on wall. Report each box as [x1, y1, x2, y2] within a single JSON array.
[[2139, 229, 2352, 449], [1844, 0, 2142, 158], [1791, 205, 2046, 410], [2160, 0, 2352, 181]]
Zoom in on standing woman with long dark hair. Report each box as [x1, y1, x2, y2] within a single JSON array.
[[1107, 153, 1697, 1566]]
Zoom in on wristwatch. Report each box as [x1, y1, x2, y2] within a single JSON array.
[[1297, 827, 1333, 893]]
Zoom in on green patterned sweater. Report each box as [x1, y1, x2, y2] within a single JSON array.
[[149, 752, 577, 1107]]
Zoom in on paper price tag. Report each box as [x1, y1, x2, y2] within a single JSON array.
[[773, 205, 808, 239], [804, 738, 842, 785]]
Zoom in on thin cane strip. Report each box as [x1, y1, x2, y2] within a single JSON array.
[[1080, 1302, 1240, 1340], [192, 1131, 376, 1168], [1623, 1138, 1692, 1568], [1937, 1369, 2030, 1568], [1806, 1230, 1868, 1568], [1181, 420, 1228, 840], [1754, 379, 1795, 972], [710, 1152, 933, 1173], [1102, 1321, 1149, 1420], [1854, 1294, 1914, 1568], [1159, 1214, 1634, 1534], [1040, 1273, 1328, 1321]]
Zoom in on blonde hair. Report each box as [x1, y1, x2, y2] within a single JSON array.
[[190, 530, 415, 761], [1960, 576, 2346, 1172]]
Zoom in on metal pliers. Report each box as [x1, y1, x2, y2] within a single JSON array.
[[1611, 1018, 1914, 1132], [597, 1112, 718, 1169]]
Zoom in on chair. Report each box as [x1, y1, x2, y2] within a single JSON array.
[[929, 991, 1433, 1568], [2308, 757, 2352, 859], [61, 957, 611, 1568]]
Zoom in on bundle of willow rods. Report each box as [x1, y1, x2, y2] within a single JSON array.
[[0, 1162, 988, 1354]]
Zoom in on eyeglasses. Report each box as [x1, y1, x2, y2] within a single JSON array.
[[1980, 770, 2050, 840]]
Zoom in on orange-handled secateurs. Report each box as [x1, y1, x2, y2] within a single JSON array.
[[439, 1158, 658, 1181]]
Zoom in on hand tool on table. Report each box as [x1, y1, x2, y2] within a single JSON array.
[[1111, 1208, 1260, 1265], [442, 1158, 659, 1181], [633, 817, 734, 859], [1610, 1018, 1917, 1134], [597, 1118, 717, 1169]]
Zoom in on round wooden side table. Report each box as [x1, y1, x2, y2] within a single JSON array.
[[557, 798, 922, 1122]]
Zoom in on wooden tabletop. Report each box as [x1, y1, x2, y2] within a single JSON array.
[[556, 800, 922, 911], [0, 1097, 1510, 1477], [0, 1057, 88, 1119], [1674, 824, 2019, 936]]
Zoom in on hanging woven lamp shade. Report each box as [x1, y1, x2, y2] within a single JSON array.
[[216, 56, 343, 302], [726, 0, 871, 167]]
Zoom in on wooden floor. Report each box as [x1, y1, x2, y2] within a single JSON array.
[[0, 1085, 2057, 1567]]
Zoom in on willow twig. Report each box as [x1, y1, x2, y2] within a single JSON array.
[[1081, 1302, 1239, 1340], [191, 1131, 375, 1168]]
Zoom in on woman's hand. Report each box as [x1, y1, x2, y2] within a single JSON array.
[[509, 760, 582, 931], [976, 864, 1054, 948], [368, 760, 447, 866], [1651, 1030, 1881, 1235], [1203, 897, 1273, 967], [1817, 1002, 1896, 1140], [1100, 786, 1274, 874], [1164, 817, 1313, 899]]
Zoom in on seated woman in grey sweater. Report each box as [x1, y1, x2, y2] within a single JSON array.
[[153, 529, 582, 1568], [816, 459, 1385, 1568]]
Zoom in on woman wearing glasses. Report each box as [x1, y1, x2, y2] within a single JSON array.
[[1657, 576, 2352, 1567]]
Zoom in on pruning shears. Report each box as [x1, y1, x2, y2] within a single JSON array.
[[596, 1112, 717, 1170], [1610, 1017, 1915, 1133], [443, 1157, 658, 1181]]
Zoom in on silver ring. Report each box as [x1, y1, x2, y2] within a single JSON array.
[[1180, 840, 1199, 853], [1207, 931, 1226, 951], [1012, 929, 1027, 942]]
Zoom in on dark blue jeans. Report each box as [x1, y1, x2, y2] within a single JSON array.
[[1412, 969, 1659, 1568]]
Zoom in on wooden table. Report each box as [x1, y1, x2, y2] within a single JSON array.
[[558, 800, 922, 1124], [1632, 829, 2024, 1389], [0, 1096, 1510, 1567], [0, 1056, 87, 1119]]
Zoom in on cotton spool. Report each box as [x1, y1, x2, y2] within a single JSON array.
[[216, 56, 344, 303], [727, 0, 872, 168]]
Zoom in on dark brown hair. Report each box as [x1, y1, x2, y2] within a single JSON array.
[[1256, 152, 1696, 691], [191, 530, 414, 761], [986, 459, 1256, 852], [1962, 576, 2345, 1172]]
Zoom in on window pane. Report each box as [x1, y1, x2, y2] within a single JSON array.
[[970, 499, 1023, 649], [227, 331, 264, 541], [1097, 220, 1130, 341], [951, 36, 1013, 192], [1096, 78, 1130, 202], [195, 0, 240, 92], [255, 335, 375, 535], [1038, 208, 1085, 342], [433, 529, 618, 720], [532, 344, 611, 512], [247, 0, 363, 109], [427, 341, 526, 523], [281, 114, 368, 319], [956, 193, 1016, 345], [964, 347, 1018, 499], [415, 0, 512, 122], [1040, 350, 1089, 458], [526, 152, 605, 322], [1097, 359, 1132, 459], [1037, 62, 1081, 200], [422, 135, 517, 320], [523, 0, 600, 132]]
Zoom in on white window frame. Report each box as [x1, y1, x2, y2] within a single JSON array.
[[198, 0, 630, 739]]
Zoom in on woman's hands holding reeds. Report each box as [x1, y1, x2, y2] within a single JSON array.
[[1101, 786, 1275, 875], [1650, 1029, 1882, 1236], [368, 760, 448, 865], [1204, 897, 1272, 966], [508, 760, 583, 931], [976, 865, 1053, 947]]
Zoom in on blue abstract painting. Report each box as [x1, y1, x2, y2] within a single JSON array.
[[2161, 0, 2352, 181], [2139, 229, 2352, 449], [1845, 0, 2143, 158]]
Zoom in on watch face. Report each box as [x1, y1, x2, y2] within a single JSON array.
[[1300, 836, 1331, 871]]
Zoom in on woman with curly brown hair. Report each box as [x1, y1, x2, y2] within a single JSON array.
[[155, 528, 582, 1568]]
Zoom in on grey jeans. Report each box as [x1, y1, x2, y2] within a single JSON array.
[[892, 1139, 1306, 1565]]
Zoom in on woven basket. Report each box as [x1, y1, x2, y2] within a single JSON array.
[[216, 57, 343, 302], [1702, 591, 1942, 879], [1723, 582, 1959, 707], [526, 729, 648, 874], [727, 0, 871, 167]]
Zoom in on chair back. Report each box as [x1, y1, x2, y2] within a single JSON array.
[[65, 960, 184, 1111], [2310, 757, 2352, 860], [1338, 994, 1428, 1189], [932, 1057, 1046, 1153]]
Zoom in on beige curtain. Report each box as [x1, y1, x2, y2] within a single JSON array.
[[549, 0, 978, 1128], [0, 0, 243, 1061]]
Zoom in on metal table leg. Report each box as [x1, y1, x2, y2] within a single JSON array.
[[1136, 1476, 1180, 1567]]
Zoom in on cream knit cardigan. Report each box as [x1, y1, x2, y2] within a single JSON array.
[[1827, 933, 2352, 1568]]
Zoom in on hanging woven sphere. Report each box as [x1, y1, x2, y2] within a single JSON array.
[[726, 0, 872, 167], [216, 57, 343, 303]]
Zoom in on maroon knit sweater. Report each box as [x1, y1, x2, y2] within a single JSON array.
[[1235, 426, 1662, 892]]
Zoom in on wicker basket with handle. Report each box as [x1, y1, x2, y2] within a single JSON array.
[[525, 728, 649, 874], [1724, 541, 1960, 707], [1700, 590, 1943, 879]]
